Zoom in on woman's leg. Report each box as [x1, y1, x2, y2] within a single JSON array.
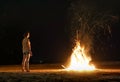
[[22, 55, 27, 72], [25, 54, 31, 72]]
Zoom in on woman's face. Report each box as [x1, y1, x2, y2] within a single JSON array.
[[27, 33, 30, 38]]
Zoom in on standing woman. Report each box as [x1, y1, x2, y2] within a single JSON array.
[[22, 32, 32, 72]]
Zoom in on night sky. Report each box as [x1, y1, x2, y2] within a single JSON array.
[[0, 0, 120, 65]]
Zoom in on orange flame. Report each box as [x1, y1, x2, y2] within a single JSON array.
[[66, 41, 95, 71]]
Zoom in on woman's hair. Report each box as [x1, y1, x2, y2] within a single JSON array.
[[23, 31, 30, 37]]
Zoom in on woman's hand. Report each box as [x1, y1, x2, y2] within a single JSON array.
[[30, 51, 32, 56]]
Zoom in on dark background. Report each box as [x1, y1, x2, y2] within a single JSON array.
[[0, 0, 120, 65], [0, 0, 71, 65]]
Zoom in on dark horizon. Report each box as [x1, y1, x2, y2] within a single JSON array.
[[0, 0, 120, 65]]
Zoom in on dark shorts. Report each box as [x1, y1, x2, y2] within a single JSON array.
[[23, 51, 30, 55]]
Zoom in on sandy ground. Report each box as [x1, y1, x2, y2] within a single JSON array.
[[0, 64, 120, 82]]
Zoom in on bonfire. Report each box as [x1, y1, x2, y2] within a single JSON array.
[[65, 40, 95, 71]]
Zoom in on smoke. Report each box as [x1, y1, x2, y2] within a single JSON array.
[[67, 0, 119, 60]]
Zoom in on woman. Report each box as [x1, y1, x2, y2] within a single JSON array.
[[22, 32, 32, 72]]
